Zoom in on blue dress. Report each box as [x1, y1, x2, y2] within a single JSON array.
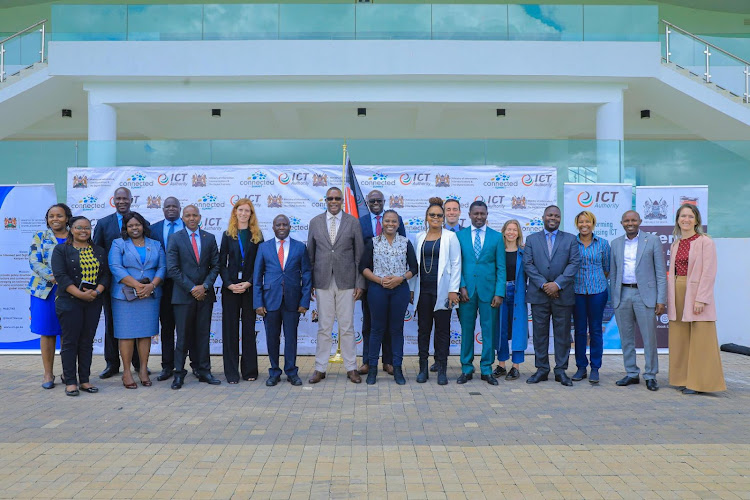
[[29, 237, 66, 336]]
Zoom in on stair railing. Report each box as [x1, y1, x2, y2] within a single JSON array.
[[0, 19, 47, 83]]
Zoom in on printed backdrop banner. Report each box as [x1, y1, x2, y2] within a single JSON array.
[[563, 183, 632, 350], [67, 166, 557, 356], [635, 186, 708, 348], [0, 184, 58, 351]]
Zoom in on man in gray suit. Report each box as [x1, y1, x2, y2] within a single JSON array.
[[609, 210, 667, 392], [307, 187, 365, 384], [523, 205, 581, 386]]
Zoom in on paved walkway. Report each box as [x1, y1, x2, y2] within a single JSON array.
[[1, 353, 749, 499]]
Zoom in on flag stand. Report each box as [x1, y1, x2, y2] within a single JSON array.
[[328, 142, 347, 365]]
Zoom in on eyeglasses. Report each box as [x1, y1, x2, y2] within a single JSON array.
[[427, 213, 444, 219], [326, 196, 342, 201], [73, 226, 91, 231]]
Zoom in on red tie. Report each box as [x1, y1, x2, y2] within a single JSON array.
[[191, 232, 200, 262], [375, 215, 382, 236], [278, 240, 285, 269]]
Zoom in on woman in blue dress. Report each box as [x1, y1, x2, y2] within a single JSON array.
[[109, 211, 166, 389], [27, 203, 72, 389]]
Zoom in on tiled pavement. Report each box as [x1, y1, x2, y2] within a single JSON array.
[[1, 353, 749, 499]]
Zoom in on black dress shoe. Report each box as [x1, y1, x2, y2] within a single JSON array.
[[198, 373, 222, 385], [646, 379, 659, 391], [266, 376, 281, 387], [99, 365, 119, 379], [156, 369, 174, 382], [481, 374, 499, 386], [171, 375, 184, 390], [492, 365, 507, 378], [430, 362, 438, 373], [288, 375, 303, 386], [616, 376, 640, 386], [506, 367, 520, 381], [571, 367, 587, 381], [65, 387, 79, 397], [80, 385, 99, 393], [555, 373, 573, 386], [192, 369, 199, 378], [682, 388, 700, 395], [456, 373, 473, 384], [526, 371, 549, 384]]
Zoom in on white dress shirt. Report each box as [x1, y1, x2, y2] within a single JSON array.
[[471, 224, 486, 249], [326, 211, 342, 236], [622, 231, 639, 284], [275, 237, 290, 268]]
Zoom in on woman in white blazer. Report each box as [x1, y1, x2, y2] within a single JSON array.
[[410, 197, 462, 385]]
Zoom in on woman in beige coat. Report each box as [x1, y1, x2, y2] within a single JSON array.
[[667, 203, 725, 394]]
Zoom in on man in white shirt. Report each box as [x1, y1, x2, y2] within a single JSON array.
[[609, 210, 667, 392]]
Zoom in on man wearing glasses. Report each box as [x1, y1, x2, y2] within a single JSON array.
[[307, 187, 366, 384], [358, 190, 406, 377]]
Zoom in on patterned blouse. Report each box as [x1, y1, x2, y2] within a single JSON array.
[[359, 234, 418, 280], [674, 233, 700, 276], [26, 229, 62, 299], [574, 234, 611, 295], [78, 246, 100, 283]]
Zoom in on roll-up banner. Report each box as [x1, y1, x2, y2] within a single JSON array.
[[563, 183, 632, 350], [635, 185, 708, 348], [0, 184, 58, 352], [66, 166, 557, 356]]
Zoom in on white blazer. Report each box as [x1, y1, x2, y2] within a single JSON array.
[[409, 229, 462, 312]]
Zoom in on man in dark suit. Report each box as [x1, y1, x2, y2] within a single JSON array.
[[254, 214, 312, 387], [443, 198, 465, 233], [523, 205, 581, 387], [307, 187, 365, 384], [93, 186, 149, 378], [166, 205, 221, 390], [357, 189, 406, 376], [150, 197, 195, 382]]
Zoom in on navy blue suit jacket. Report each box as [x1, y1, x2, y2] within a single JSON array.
[[253, 238, 312, 312], [359, 213, 406, 247]]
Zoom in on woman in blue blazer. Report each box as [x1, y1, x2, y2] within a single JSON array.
[[109, 212, 166, 389], [493, 220, 528, 381]]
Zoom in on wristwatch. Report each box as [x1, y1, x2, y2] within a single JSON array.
[[93, 289, 100, 296]]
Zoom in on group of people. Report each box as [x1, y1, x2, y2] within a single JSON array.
[[26, 184, 726, 396]]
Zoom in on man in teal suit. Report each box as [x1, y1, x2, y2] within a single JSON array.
[[457, 201, 506, 385]]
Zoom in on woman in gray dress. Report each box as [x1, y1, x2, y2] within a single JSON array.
[[109, 212, 166, 389]]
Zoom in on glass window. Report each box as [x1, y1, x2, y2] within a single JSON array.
[[355, 4, 431, 40], [508, 5, 583, 41], [432, 4, 508, 41], [127, 5, 203, 41], [203, 4, 279, 41]]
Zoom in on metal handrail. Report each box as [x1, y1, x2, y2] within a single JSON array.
[[0, 19, 47, 83], [661, 19, 750, 103]]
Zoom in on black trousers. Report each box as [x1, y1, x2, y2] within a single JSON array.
[[416, 292, 451, 363], [57, 297, 103, 385], [531, 300, 573, 375], [361, 291, 393, 365], [174, 299, 213, 377], [103, 290, 140, 370], [221, 290, 258, 382]]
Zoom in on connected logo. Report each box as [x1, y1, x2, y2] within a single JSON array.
[[484, 172, 517, 188], [577, 191, 594, 208], [195, 193, 226, 210], [362, 172, 395, 187], [240, 171, 275, 186], [121, 171, 153, 188], [445, 194, 460, 201], [526, 217, 544, 228], [70, 195, 106, 211], [288, 216, 309, 232], [405, 217, 425, 232], [370, 173, 387, 182], [449, 330, 462, 346]]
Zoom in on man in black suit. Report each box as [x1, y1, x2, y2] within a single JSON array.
[[150, 197, 195, 381], [93, 186, 149, 378], [166, 205, 221, 390], [357, 189, 406, 377], [523, 205, 581, 387]]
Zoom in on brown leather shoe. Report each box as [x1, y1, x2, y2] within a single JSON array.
[[347, 370, 362, 383], [383, 364, 394, 376], [358, 364, 369, 375], [308, 371, 326, 384]]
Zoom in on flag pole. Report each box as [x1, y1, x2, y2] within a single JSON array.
[[329, 142, 347, 364]]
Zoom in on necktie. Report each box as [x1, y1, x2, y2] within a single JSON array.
[[547, 233, 554, 257], [329, 215, 337, 244], [375, 215, 382, 236], [191, 232, 200, 262], [167, 221, 175, 249], [278, 240, 285, 269], [473, 228, 482, 259]]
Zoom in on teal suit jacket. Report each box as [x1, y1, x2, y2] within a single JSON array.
[[457, 226, 506, 302]]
